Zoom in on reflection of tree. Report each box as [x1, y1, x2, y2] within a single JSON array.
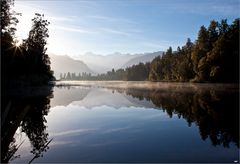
[[1, 86, 53, 163], [21, 93, 52, 158], [121, 86, 239, 148]]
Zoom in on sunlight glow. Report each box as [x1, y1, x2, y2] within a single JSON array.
[[14, 40, 22, 47], [8, 40, 24, 56]]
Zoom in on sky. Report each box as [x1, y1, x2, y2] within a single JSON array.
[[13, 0, 239, 57]]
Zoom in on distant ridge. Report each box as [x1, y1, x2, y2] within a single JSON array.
[[49, 54, 93, 79], [77, 51, 163, 73], [77, 52, 136, 73], [49, 51, 164, 78], [122, 51, 163, 68]]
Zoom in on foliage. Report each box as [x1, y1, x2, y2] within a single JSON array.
[[149, 19, 239, 83], [149, 40, 195, 82], [1, 0, 54, 89], [23, 13, 52, 76], [1, 0, 20, 36]]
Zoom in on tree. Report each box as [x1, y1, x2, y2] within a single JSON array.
[[2, 1, 55, 86], [207, 18, 239, 82], [60, 73, 63, 80], [218, 19, 229, 35], [149, 56, 163, 81], [125, 62, 150, 81], [191, 26, 210, 82], [207, 20, 219, 48], [173, 38, 194, 81], [23, 13, 53, 81], [1, 0, 22, 88], [66, 72, 71, 80], [1, 0, 20, 36]]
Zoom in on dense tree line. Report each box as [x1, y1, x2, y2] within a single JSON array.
[[149, 19, 239, 83], [60, 72, 92, 80], [60, 62, 150, 81], [1, 0, 54, 88]]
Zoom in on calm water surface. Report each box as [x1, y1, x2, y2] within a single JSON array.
[[2, 82, 239, 163]]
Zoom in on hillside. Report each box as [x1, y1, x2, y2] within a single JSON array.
[[76, 51, 163, 73], [122, 51, 163, 68], [76, 52, 137, 73], [49, 54, 93, 79]]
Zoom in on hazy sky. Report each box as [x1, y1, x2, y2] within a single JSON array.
[[13, 0, 239, 56]]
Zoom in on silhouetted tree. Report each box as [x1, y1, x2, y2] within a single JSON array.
[[23, 13, 53, 79], [1, 1, 54, 87], [1, 0, 19, 36], [191, 25, 210, 82]]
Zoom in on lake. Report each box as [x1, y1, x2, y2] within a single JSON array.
[[2, 81, 239, 163]]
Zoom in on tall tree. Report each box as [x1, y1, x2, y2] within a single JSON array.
[[218, 19, 229, 35], [207, 20, 219, 48], [1, 0, 21, 88], [149, 56, 163, 81], [23, 13, 53, 80], [207, 18, 239, 82], [1, 0, 19, 36], [191, 26, 210, 82], [174, 38, 194, 81]]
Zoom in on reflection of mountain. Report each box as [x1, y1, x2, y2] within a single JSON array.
[[71, 88, 136, 108], [52, 86, 156, 109], [50, 86, 90, 107], [1, 86, 54, 163], [73, 88, 158, 109]]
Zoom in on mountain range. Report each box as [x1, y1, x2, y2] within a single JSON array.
[[122, 51, 163, 68], [49, 54, 93, 79], [76, 52, 136, 73], [51, 86, 156, 109], [49, 51, 163, 79]]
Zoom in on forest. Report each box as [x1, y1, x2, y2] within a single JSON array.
[[149, 19, 239, 83], [61, 18, 239, 83]]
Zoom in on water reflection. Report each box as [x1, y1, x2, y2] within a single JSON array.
[[50, 85, 90, 107], [1, 83, 239, 163], [1, 86, 53, 163], [52, 84, 239, 148], [118, 86, 239, 148]]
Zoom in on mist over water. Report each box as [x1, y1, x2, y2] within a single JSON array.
[[56, 81, 238, 92]]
